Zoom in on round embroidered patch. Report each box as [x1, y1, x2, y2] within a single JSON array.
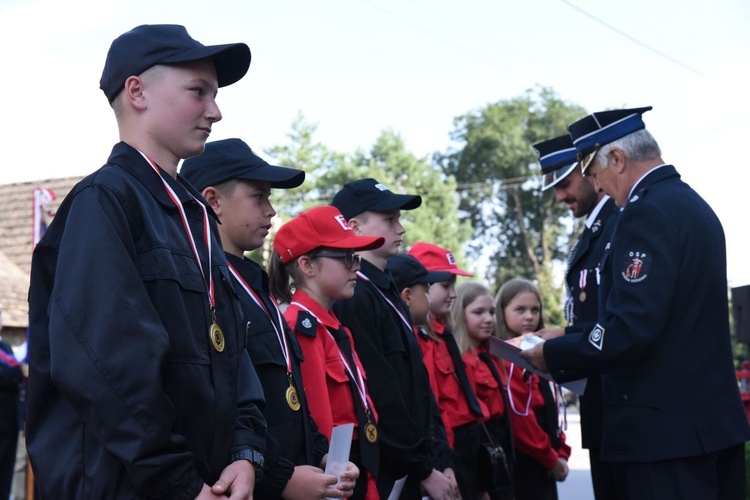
[[621, 251, 650, 283]]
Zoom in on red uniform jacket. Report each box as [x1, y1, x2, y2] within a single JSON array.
[[285, 290, 378, 499]]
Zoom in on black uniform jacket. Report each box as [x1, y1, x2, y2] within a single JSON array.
[[332, 259, 437, 495], [27, 143, 266, 499], [0, 339, 21, 434], [226, 254, 328, 499], [545, 165, 750, 462], [564, 196, 619, 450]]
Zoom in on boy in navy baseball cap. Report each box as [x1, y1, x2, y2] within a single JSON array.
[[184, 141, 362, 498], [27, 25, 260, 499], [331, 179, 459, 498]]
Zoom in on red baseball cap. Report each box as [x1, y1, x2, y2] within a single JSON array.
[[273, 206, 384, 264], [407, 242, 473, 277]]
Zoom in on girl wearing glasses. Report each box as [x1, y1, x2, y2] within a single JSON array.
[[268, 205, 385, 500]]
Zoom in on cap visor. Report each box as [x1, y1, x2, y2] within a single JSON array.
[[326, 235, 385, 252], [423, 270, 453, 283], [372, 193, 422, 212], [579, 151, 597, 175], [541, 162, 577, 191], [163, 42, 251, 88], [239, 165, 305, 189]]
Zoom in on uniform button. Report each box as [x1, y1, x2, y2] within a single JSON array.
[[622, 394, 628, 400]]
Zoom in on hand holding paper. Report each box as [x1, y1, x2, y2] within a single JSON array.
[[489, 335, 587, 395]]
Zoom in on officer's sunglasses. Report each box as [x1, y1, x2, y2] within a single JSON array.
[[313, 251, 361, 270]]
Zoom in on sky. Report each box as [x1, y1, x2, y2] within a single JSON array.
[[1, 0, 749, 286]]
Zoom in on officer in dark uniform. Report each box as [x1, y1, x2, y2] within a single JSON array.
[[532, 134, 622, 500], [523, 107, 750, 499]]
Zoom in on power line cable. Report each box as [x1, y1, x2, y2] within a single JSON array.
[[358, 0, 517, 73], [560, 0, 705, 77]]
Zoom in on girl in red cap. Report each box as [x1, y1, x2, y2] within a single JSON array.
[[268, 206, 384, 500], [493, 278, 570, 500]]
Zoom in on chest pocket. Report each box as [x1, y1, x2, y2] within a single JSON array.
[[246, 314, 304, 367], [434, 350, 456, 379], [325, 357, 350, 385], [137, 246, 210, 364], [475, 373, 500, 393]]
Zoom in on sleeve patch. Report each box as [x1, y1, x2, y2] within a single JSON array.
[[621, 251, 651, 283], [295, 311, 318, 337], [588, 324, 605, 351]]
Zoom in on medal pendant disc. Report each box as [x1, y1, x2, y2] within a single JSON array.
[[210, 322, 225, 352], [286, 384, 301, 411], [579, 291, 587, 302], [364, 422, 378, 443]]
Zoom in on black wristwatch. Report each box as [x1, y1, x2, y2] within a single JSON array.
[[231, 449, 265, 481]]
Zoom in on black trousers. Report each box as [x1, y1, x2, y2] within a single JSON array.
[[589, 446, 628, 500], [622, 444, 747, 500], [0, 430, 18, 500]]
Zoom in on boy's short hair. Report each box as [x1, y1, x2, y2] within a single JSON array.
[[100, 24, 251, 103], [181, 138, 305, 191], [331, 178, 421, 220]]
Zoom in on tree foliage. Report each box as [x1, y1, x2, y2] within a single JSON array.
[[437, 87, 587, 325], [257, 113, 472, 268]]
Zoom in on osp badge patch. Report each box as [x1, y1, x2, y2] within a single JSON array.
[[589, 324, 605, 351], [621, 251, 651, 283]]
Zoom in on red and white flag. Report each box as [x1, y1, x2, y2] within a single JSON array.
[[32, 187, 56, 248]]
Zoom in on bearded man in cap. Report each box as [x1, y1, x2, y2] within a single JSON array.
[[532, 134, 622, 500], [523, 107, 750, 499]]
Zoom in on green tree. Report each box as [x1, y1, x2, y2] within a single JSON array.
[[437, 87, 587, 325], [344, 129, 473, 259], [264, 115, 472, 269]]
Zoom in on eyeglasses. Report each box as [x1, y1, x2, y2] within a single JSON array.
[[314, 251, 361, 270]]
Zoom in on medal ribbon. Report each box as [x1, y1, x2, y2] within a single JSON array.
[[0, 350, 19, 368], [356, 271, 413, 334], [228, 263, 293, 374], [289, 301, 372, 413], [579, 269, 588, 292], [507, 363, 534, 416], [141, 153, 215, 311]]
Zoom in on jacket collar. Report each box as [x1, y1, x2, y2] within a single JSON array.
[[106, 142, 220, 222]]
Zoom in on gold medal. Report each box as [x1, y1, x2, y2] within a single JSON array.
[[364, 421, 378, 443], [579, 291, 587, 302], [286, 384, 301, 411], [210, 322, 225, 352]]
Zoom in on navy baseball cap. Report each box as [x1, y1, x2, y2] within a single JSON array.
[[533, 134, 579, 191], [387, 254, 452, 291], [181, 138, 305, 191], [100, 24, 251, 103], [568, 106, 653, 174], [332, 178, 422, 220]]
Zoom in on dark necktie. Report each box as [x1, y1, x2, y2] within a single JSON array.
[[329, 326, 380, 476], [478, 352, 516, 462], [536, 378, 562, 451], [443, 332, 485, 417]]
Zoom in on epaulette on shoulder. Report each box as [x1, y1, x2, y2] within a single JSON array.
[[296, 311, 318, 337]]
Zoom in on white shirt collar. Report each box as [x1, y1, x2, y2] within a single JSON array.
[[585, 195, 610, 228]]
